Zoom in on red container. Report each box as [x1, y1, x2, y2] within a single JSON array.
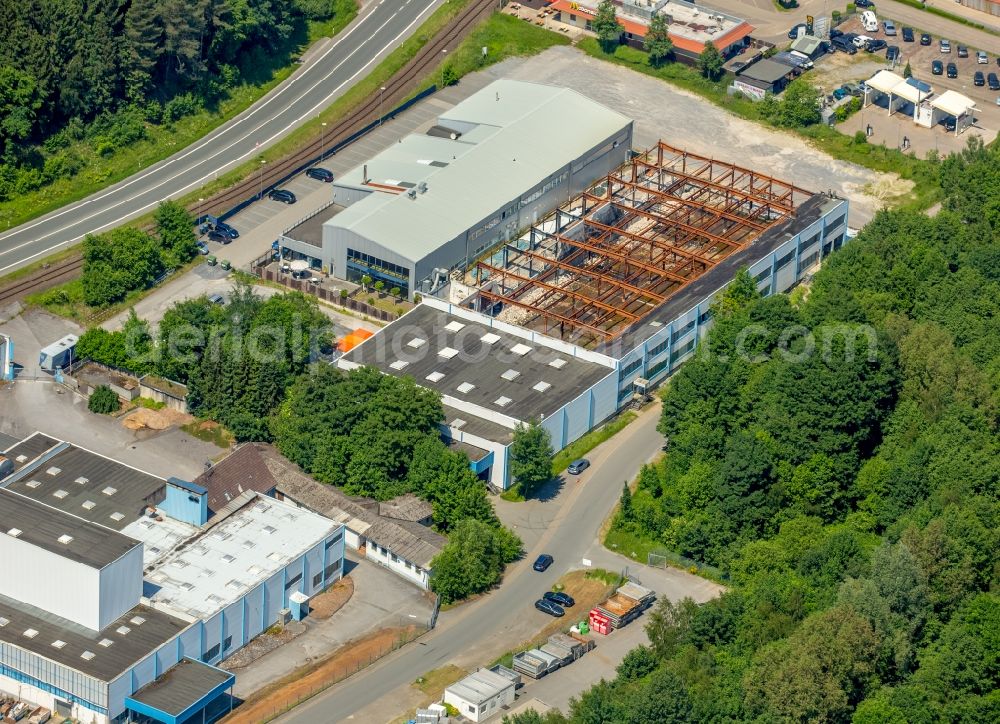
[[589, 609, 611, 636]]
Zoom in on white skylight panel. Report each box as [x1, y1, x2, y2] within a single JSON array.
[[444, 321, 466, 332], [438, 347, 459, 359], [510, 343, 532, 356], [533, 381, 552, 392], [501, 369, 520, 381], [425, 371, 445, 383], [456, 382, 475, 394]]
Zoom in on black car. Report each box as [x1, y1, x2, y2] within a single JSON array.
[[567, 459, 590, 475], [543, 591, 575, 607], [974, 71, 985, 86], [306, 167, 334, 182], [866, 39, 887, 52], [887, 46, 900, 62], [932, 60, 944, 75], [534, 599, 565, 617], [920, 33, 931, 46], [947, 62, 958, 78], [902, 27, 914, 43], [829, 28, 843, 40], [788, 23, 807, 40], [215, 221, 239, 239], [533, 554, 554, 572], [957, 45, 969, 58], [268, 189, 297, 204], [988, 73, 1000, 91], [855, 0, 872, 6], [207, 230, 230, 244], [944, 118, 957, 132], [832, 36, 857, 54]]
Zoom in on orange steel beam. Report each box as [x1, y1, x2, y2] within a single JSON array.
[[634, 158, 797, 215], [547, 229, 690, 283], [502, 246, 669, 303], [607, 176, 771, 233], [477, 288, 614, 340], [476, 262, 642, 322], [581, 194, 738, 260], [654, 141, 812, 200]]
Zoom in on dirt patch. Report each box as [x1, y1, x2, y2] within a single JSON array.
[[222, 625, 424, 724], [222, 623, 302, 671], [308, 577, 354, 620], [122, 406, 191, 431]]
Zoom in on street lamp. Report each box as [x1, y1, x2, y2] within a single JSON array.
[[259, 159, 266, 200], [197, 197, 204, 225], [379, 86, 386, 125], [441, 49, 448, 87], [320, 122, 327, 161]]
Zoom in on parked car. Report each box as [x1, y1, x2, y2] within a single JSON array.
[[207, 230, 230, 244], [268, 189, 297, 204], [567, 459, 590, 475], [944, 118, 956, 131], [866, 39, 887, 52], [886, 45, 900, 62], [940, 39, 951, 53], [853, 35, 872, 49], [788, 23, 807, 40], [830, 28, 843, 39], [932, 59, 944, 75], [988, 73, 1000, 91], [974, 71, 986, 86], [920, 33, 931, 46], [832, 86, 849, 101], [957, 45, 969, 58], [215, 221, 239, 238], [208, 293, 225, 305], [843, 82, 864, 97], [306, 167, 334, 182], [977, 51, 989, 64], [534, 599, 565, 617], [533, 554, 554, 572], [855, 0, 873, 6], [832, 36, 857, 54], [883, 20, 896, 36], [902, 27, 914, 43], [947, 62, 958, 78], [543, 591, 575, 607], [196, 241, 209, 255]]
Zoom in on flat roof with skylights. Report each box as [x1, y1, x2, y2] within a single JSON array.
[[2, 437, 166, 531], [0, 489, 139, 569], [340, 303, 616, 427], [144, 494, 338, 619]]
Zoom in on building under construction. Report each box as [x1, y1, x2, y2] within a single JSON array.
[[338, 142, 850, 490], [471, 141, 849, 401]]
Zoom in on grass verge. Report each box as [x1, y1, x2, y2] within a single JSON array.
[[413, 664, 468, 697], [0, 4, 359, 232], [577, 38, 942, 211], [552, 411, 638, 474], [180, 420, 233, 449], [604, 527, 728, 583]]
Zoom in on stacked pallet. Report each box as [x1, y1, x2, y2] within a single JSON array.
[[589, 582, 656, 634]]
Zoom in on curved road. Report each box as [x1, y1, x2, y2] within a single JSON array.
[[0, 0, 443, 277], [280, 404, 678, 723]]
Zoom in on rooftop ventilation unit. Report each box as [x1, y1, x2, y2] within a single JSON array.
[[81, 651, 96, 661], [57, 534, 73, 545], [7, 528, 21, 538], [418, 181, 428, 194], [407, 189, 417, 200]]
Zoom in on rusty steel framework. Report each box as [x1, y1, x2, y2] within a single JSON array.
[[474, 141, 813, 347]]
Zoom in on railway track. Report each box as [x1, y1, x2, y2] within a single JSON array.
[[0, 0, 499, 307], [199, 0, 500, 218]]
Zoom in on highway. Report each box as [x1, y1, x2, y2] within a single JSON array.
[[0, 0, 444, 277], [281, 404, 672, 723]]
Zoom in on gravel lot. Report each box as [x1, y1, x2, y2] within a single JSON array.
[[482, 46, 903, 225]]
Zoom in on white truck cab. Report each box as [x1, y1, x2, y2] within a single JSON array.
[[861, 11, 879, 33]]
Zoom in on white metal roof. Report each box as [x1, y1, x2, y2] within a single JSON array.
[[446, 668, 515, 706], [931, 90, 977, 117], [325, 80, 631, 263], [121, 512, 199, 568], [892, 80, 928, 105], [143, 494, 338, 619], [866, 70, 906, 94]]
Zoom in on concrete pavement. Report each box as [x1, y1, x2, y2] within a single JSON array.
[[277, 401, 719, 723], [0, 0, 446, 276]]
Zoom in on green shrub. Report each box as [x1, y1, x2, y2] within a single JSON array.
[[88, 386, 120, 415]]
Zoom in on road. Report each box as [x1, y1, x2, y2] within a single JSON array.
[[281, 403, 679, 723], [0, 0, 444, 277]]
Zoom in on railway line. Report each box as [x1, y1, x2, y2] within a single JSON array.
[[0, 0, 499, 302]]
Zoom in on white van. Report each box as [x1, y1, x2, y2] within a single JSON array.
[[861, 10, 879, 33]]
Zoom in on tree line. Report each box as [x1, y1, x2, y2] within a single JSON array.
[[505, 138, 1000, 722], [0, 0, 347, 201]]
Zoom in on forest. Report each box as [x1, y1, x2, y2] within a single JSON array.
[[506, 138, 1000, 722], [0, 0, 345, 201]]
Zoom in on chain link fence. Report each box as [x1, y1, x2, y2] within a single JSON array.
[[647, 548, 728, 582]]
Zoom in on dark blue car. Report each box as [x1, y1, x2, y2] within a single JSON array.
[[535, 599, 565, 617], [543, 591, 575, 607], [533, 554, 553, 572]]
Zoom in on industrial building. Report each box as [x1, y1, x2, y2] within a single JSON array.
[[0, 433, 345, 724], [279, 79, 633, 299], [443, 668, 517, 722], [342, 143, 849, 489], [548, 0, 754, 62]]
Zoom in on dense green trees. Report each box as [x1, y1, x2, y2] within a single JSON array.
[[81, 200, 200, 307], [698, 41, 724, 81], [0, 0, 349, 201], [509, 420, 554, 498], [558, 139, 1000, 721], [88, 385, 120, 414], [643, 13, 672, 66], [592, 0, 623, 52], [430, 518, 521, 604]]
